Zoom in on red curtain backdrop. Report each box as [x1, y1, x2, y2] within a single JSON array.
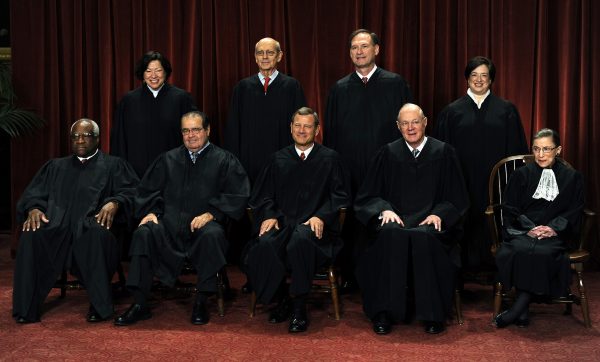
[[9, 0, 600, 256]]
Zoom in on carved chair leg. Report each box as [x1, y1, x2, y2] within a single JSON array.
[[328, 265, 341, 320], [454, 288, 464, 325], [574, 264, 592, 328], [493, 281, 503, 321], [249, 291, 257, 318]]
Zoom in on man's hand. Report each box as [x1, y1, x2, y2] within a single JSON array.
[[95, 201, 119, 229], [190, 212, 215, 232], [139, 213, 159, 226], [23, 208, 49, 232], [380, 210, 404, 226], [419, 214, 442, 231], [303, 216, 324, 239], [259, 218, 279, 236], [527, 225, 557, 239]]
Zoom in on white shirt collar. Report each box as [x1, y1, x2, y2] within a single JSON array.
[[405, 137, 428, 156], [355, 64, 378, 82], [258, 70, 279, 84], [188, 141, 211, 158], [146, 83, 164, 98], [467, 88, 490, 108], [295, 143, 315, 158], [77, 148, 99, 162]]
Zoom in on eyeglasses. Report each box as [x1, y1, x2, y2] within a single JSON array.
[[532, 146, 557, 154], [255, 50, 278, 57], [398, 119, 424, 128], [181, 128, 205, 135], [70, 132, 96, 140]]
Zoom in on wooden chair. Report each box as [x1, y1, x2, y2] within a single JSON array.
[[248, 208, 346, 320], [485, 155, 595, 327]]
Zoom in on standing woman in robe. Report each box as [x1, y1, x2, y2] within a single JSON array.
[[494, 129, 584, 328], [110, 51, 197, 178], [435, 56, 528, 270]]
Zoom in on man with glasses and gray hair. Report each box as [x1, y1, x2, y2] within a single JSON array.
[[13, 118, 139, 324]]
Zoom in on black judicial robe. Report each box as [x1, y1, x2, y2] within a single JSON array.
[[496, 161, 584, 297], [13, 152, 138, 320], [354, 137, 469, 322], [131, 144, 250, 286], [245, 143, 350, 303], [324, 67, 412, 195], [225, 73, 306, 183], [434, 94, 527, 266], [110, 83, 197, 177]]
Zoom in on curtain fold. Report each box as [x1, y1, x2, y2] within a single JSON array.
[[9, 0, 600, 259]]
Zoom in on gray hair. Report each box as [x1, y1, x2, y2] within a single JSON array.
[[70, 118, 100, 136]]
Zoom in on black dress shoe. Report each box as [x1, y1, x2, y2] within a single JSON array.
[[288, 310, 309, 333], [268, 298, 291, 324], [86, 304, 108, 323], [15, 316, 37, 324], [515, 316, 530, 328], [191, 302, 210, 325], [493, 310, 511, 328], [372, 312, 391, 335], [424, 321, 445, 334], [114, 303, 152, 326]]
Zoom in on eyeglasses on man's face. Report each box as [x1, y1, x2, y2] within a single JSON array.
[[532, 146, 557, 154], [181, 128, 205, 135], [70, 132, 96, 140], [398, 119, 424, 128], [255, 50, 278, 57]]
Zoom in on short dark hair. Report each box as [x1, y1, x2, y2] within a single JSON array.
[[134, 51, 173, 81], [348, 29, 380, 48], [464, 56, 496, 83], [182, 111, 210, 129], [533, 128, 561, 147], [291, 107, 319, 126]]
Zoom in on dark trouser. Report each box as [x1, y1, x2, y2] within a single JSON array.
[[356, 222, 455, 323], [13, 222, 120, 320], [126, 221, 228, 302], [245, 224, 329, 304]]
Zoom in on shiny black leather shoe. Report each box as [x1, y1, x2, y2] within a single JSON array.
[[372, 312, 392, 335], [493, 310, 512, 328], [191, 302, 210, 325], [424, 321, 445, 334], [114, 303, 152, 326], [288, 310, 309, 333], [15, 316, 38, 324], [86, 304, 108, 323], [268, 298, 291, 324]]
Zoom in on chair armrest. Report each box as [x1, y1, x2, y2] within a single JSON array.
[[485, 204, 501, 255], [338, 207, 347, 228]]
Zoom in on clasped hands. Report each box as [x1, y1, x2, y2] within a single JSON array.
[[138, 211, 215, 232], [380, 210, 442, 232], [259, 216, 325, 239], [23, 201, 120, 232], [527, 225, 557, 239]]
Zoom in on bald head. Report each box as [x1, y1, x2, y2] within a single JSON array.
[[255, 37, 281, 52]]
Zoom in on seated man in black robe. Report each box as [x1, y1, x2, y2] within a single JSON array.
[[354, 103, 468, 335], [244, 107, 350, 333], [13, 118, 139, 323], [114, 111, 250, 326]]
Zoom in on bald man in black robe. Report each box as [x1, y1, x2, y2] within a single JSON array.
[[355, 104, 468, 335], [245, 107, 350, 333], [13, 119, 138, 324], [115, 111, 249, 326]]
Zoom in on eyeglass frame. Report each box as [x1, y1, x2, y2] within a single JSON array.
[[70, 132, 97, 140], [532, 146, 558, 154], [255, 50, 279, 57], [181, 127, 205, 136], [397, 117, 426, 129]]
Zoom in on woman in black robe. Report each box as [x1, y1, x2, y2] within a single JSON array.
[[494, 129, 584, 328]]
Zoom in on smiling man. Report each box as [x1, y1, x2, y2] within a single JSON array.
[[115, 111, 249, 327], [13, 119, 139, 324], [244, 107, 350, 333], [354, 103, 468, 335]]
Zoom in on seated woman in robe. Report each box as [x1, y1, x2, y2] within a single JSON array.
[[494, 128, 584, 328]]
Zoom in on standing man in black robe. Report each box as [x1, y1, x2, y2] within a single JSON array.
[[355, 104, 468, 335], [245, 107, 350, 333], [324, 29, 413, 288], [114, 111, 250, 326], [435, 56, 528, 271], [13, 119, 139, 323], [111, 51, 197, 178], [225, 37, 306, 183]]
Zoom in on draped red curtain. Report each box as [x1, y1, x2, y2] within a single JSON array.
[[9, 0, 600, 257]]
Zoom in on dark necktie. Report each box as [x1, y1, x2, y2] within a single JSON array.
[[191, 152, 198, 164], [362, 77, 368, 85], [412, 149, 420, 158], [264, 77, 270, 93], [300, 152, 306, 161]]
